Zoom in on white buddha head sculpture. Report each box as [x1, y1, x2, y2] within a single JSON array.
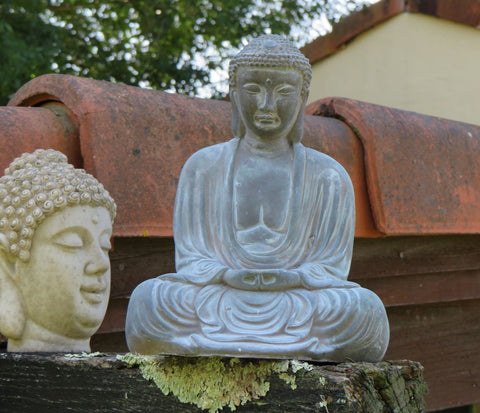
[[0, 149, 116, 352], [228, 34, 312, 143]]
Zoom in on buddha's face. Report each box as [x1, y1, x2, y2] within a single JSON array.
[[15, 205, 112, 339], [234, 66, 303, 141]]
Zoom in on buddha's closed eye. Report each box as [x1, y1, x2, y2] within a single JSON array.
[[276, 85, 296, 95], [53, 230, 83, 249], [243, 83, 261, 94]]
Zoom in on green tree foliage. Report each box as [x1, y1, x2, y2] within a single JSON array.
[[0, 0, 371, 105]]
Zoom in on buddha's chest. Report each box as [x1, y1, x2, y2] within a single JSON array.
[[233, 155, 292, 230]]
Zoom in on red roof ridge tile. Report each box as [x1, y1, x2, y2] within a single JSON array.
[[308, 97, 480, 234], [4, 74, 480, 236]]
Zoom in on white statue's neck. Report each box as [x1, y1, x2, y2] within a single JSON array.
[[7, 319, 90, 352]]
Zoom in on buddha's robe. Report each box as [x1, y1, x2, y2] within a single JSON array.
[[125, 138, 389, 361]]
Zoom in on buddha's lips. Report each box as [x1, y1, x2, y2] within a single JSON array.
[[255, 114, 279, 124], [80, 284, 107, 304]]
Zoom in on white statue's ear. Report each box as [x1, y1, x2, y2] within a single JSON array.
[[0, 234, 14, 269], [230, 90, 245, 139], [0, 234, 26, 340]]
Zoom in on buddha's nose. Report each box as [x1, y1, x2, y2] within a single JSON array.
[[259, 90, 276, 112], [85, 245, 110, 276]]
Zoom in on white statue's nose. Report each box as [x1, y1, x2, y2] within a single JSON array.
[[85, 246, 109, 275]]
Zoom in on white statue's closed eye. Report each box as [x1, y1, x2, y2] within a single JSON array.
[[0, 149, 116, 352], [125, 35, 389, 361]]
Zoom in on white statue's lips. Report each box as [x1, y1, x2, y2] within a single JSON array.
[[80, 284, 107, 304]]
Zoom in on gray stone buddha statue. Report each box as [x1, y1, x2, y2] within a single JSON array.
[[125, 35, 389, 361], [0, 149, 116, 352]]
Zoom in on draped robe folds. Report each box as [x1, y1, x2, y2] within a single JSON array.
[[125, 139, 390, 361]]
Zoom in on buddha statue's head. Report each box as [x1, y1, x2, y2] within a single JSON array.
[[229, 34, 312, 143], [0, 149, 116, 352]]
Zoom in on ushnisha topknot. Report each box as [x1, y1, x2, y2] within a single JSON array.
[[0, 149, 116, 262], [229, 34, 312, 98]]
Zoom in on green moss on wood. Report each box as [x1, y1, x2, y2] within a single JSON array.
[[117, 354, 314, 412]]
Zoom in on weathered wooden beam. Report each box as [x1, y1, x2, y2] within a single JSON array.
[[0, 353, 427, 412], [1, 234, 478, 410], [77, 234, 480, 410], [90, 296, 480, 411], [386, 299, 480, 411]]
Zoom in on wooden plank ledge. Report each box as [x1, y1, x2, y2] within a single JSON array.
[[0, 353, 427, 412]]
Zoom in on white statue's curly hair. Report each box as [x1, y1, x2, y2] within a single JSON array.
[[0, 149, 116, 262], [228, 34, 312, 98]]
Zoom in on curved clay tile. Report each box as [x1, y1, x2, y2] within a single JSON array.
[[308, 97, 480, 234], [8, 74, 378, 237], [6, 74, 480, 236], [0, 104, 81, 171]]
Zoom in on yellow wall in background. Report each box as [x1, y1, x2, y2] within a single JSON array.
[[309, 13, 480, 126]]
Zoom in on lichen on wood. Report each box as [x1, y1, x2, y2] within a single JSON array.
[[0, 352, 427, 412], [117, 353, 313, 412]]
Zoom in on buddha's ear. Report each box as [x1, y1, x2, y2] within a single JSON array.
[[288, 97, 307, 143], [230, 90, 245, 139], [0, 234, 26, 340], [0, 234, 14, 273]]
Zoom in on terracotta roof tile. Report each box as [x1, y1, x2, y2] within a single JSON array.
[[307, 97, 480, 234], [0, 104, 82, 171], [407, 0, 480, 27], [6, 74, 379, 237], [9, 75, 232, 237], [5, 75, 480, 237]]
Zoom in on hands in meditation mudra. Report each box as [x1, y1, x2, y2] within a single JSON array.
[[125, 35, 389, 361]]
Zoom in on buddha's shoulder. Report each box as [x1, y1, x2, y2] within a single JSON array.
[[302, 145, 350, 179], [182, 139, 237, 171]]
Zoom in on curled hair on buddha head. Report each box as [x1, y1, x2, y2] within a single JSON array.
[[228, 34, 312, 143], [0, 149, 116, 263], [229, 34, 312, 98]]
